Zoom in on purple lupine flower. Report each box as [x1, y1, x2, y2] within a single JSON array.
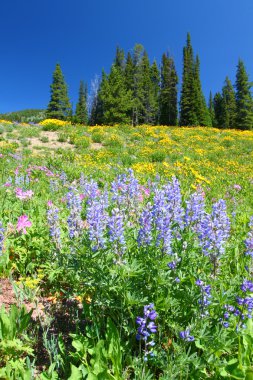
[[60, 171, 68, 185], [111, 170, 141, 214], [221, 281, 253, 330], [168, 261, 177, 270], [137, 202, 153, 246], [245, 217, 253, 258], [241, 280, 253, 292], [179, 329, 194, 341], [80, 175, 99, 200], [185, 190, 205, 228], [47, 204, 61, 249], [136, 303, 158, 360], [66, 187, 83, 239], [108, 207, 126, 256], [152, 189, 173, 255], [49, 180, 59, 193], [164, 176, 185, 230], [196, 199, 230, 273], [0, 222, 4, 255], [86, 198, 108, 251], [196, 279, 212, 316]]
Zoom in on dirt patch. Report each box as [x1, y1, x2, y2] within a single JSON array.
[[90, 142, 103, 150], [0, 278, 45, 320], [28, 131, 74, 150]]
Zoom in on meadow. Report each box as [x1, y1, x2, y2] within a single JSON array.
[[0, 119, 253, 379]]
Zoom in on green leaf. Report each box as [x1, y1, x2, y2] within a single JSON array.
[[68, 364, 83, 380]]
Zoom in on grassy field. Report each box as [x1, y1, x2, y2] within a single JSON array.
[[0, 119, 253, 379]]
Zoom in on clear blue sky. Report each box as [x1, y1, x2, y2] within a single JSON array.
[[0, 0, 252, 113]]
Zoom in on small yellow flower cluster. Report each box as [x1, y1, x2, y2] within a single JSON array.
[[39, 119, 70, 127], [0, 119, 13, 125]]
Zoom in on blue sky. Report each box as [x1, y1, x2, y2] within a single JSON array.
[[0, 0, 252, 113]]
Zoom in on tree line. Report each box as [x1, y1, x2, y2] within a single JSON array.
[[46, 33, 253, 129]]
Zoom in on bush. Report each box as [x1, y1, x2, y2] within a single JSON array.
[[104, 134, 124, 148], [91, 132, 104, 143], [150, 149, 167, 162]]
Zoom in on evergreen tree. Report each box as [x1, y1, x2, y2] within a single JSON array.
[[46, 63, 71, 120], [194, 55, 211, 126], [213, 92, 225, 128], [180, 33, 198, 126], [132, 44, 145, 126], [114, 46, 125, 70], [150, 60, 160, 124], [138, 51, 158, 124], [235, 59, 253, 130], [222, 76, 236, 129], [75, 80, 88, 124], [124, 52, 135, 125], [99, 64, 133, 125], [208, 91, 215, 127], [159, 53, 178, 125], [180, 33, 209, 126]]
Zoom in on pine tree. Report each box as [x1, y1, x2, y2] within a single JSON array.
[[125, 52, 135, 125], [208, 92, 215, 127], [222, 76, 236, 129], [213, 92, 225, 128], [150, 60, 160, 124], [46, 63, 71, 120], [75, 80, 88, 124], [194, 55, 211, 126], [180, 33, 198, 126], [114, 46, 125, 70], [179, 34, 210, 126], [132, 44, 145, 126], [99, 64, 133, 125], [159, 53, 178, 125], [235, 59, 253, 130]]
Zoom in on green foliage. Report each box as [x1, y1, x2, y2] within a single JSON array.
[[222, 76, 237, 129], [46, 63, 72, 120], [0, 109, 46, 123], [75, 81, 88, 125], [180, 33, 210, 126], [235, 59, 253, 130], [213, 92, 225, 128], [159, 53, 178, 125], [99, 65, 133, 125]]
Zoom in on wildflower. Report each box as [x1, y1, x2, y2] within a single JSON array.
[[164, 176, 185, 230], [0, 222, 4, 255], [15, 188, 33, 200], [245, 217, 253, 258], [47, 204, 61, 249], [185, 189, 205, 228], [66, 188, 83, 239], [137, 202, 153, 246], [152, 189, 173, 255], [86, 198, 108, 251], [233, 184, 242, 191], [179, 329, 194, 341], [197, 199, 230, 274], [196, 279, 212, 316], [16, 215, 32, 234], [136, 304, 158, 360], [108, 207, 126, 256]]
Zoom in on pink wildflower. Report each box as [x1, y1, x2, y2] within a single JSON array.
[[4, 182, 12, 187], [15, 188, 34, 200], [233, 184, 242, 191], [17, 215, 32, 234]]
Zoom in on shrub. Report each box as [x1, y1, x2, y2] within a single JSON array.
[[150, 149, 167, 162]]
